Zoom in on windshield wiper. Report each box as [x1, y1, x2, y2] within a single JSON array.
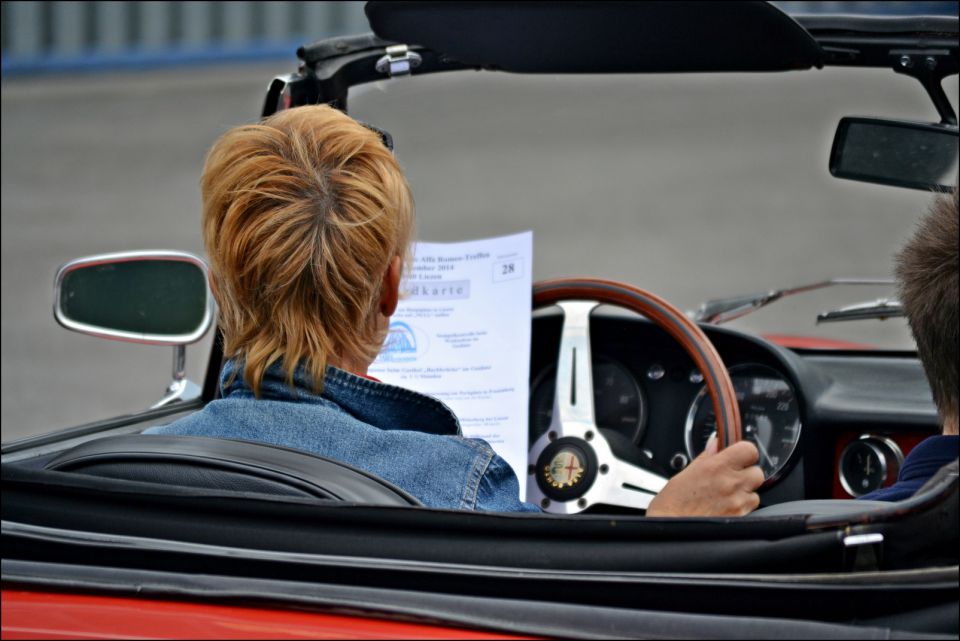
[[693, 278, 894, 325], [816, 298, 903, 324]]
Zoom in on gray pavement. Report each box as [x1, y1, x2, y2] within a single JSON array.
[[2, 61, 955, 442]]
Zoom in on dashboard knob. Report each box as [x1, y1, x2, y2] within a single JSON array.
[[670, 452, 690, 471]]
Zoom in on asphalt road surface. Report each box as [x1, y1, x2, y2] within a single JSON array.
[[3, 60, 956, 442]]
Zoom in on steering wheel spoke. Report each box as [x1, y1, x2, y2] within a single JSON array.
[[550, 301, 600, 431], [609, 456, 669, 496], [580, 432, 669, 512], [590, 477, 659, 512]]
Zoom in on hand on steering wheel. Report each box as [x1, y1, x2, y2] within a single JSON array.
[[527, 278, 754, 515]]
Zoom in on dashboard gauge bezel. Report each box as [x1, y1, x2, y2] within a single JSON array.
[[838, 434, 904, 497], [529, 355, 647, 446], [683, 362, 803, 486]]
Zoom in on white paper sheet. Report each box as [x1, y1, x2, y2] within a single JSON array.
[[370, 231, 533, 496]]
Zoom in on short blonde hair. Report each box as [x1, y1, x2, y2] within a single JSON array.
[[201, 105, 414, 397]]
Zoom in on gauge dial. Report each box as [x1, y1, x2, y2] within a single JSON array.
[[530, 358, 646, 445], [839, 435, 903, 497], [685, 364, 801, 482]]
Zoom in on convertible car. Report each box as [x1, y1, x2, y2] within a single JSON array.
[[3, 2, 958, 638]]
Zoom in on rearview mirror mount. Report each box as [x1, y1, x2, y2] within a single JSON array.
[[830, 117, 958, 192]]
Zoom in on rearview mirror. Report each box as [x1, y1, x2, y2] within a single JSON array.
[[830, 117, 958, 192], [54, 251, 213, 345]]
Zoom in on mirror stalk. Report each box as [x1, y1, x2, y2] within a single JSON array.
[[891, 49, 957, 126], [150, 345, 202, 409]]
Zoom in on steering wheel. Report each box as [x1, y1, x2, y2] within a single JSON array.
[[527, 278, 742, 514]]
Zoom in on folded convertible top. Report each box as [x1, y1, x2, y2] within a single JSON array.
[[365, 1, 824, 73]]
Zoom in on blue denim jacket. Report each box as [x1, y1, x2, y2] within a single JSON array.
[[145, 359, 541, 512]]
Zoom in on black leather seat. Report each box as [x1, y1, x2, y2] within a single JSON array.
[[45, 434, 421, 507]]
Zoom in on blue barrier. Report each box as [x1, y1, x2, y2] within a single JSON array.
[[2, 38, 313, 77], [1, 0, 367, 77]]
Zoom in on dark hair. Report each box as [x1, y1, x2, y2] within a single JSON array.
[[895, 189, 959, 422]]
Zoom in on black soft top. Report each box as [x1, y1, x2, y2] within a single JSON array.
[[280, 3, 957, 118]]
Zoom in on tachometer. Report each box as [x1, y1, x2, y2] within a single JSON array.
[[684, 363, 801, 482], [530, 357, 646, 445]]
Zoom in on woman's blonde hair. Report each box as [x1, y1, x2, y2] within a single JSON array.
[[201, 104, 414, 397]]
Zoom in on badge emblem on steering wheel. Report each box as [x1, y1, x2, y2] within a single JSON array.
[[544, 449, 585, 489]]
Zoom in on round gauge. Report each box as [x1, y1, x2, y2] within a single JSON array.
[[529, 358, 646, 445], [839, 435, 903, 497], [685, 364, 801, 483]]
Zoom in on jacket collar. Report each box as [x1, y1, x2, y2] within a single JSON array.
[[219, 358, 462, 436]]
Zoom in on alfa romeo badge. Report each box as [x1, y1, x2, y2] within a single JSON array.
[[544, 449, 584, 489]]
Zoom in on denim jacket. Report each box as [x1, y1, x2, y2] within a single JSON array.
[[145, 359, 541, 512]]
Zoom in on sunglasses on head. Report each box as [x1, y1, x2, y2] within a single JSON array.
[[358, 120, 394, 153]]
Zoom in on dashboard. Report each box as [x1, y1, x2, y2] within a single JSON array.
[[529, 307, 940, 508]]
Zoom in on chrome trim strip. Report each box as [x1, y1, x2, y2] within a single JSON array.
[[843, 533, 884, 547]]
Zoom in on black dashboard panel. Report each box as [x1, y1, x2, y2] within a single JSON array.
[[803, 355, 937, 426], [529, 308, 939, 506]]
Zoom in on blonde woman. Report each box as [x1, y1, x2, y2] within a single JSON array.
[[148, 105, 762, 515]]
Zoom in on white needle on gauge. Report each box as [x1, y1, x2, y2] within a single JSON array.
[[746, 424, 774, 470]]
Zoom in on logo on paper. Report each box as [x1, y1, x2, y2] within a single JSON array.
[[378, 321, 421, 363]]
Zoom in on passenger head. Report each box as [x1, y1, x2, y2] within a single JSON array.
[[201, 104, 414, 396], [895, 188, 959, 434]]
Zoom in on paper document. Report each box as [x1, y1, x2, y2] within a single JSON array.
[[370, 231, 533, 496]]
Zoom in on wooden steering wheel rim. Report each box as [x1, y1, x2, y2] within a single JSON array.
[[533, 278, 742, 449]]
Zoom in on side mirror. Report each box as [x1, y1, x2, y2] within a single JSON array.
[[830, 117, 958, 192], [54, 250, 212, 345], [54, 251, 214, 408]]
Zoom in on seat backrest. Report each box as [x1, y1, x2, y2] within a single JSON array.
[[45, 434, 421, 506], [750, 459, 960, 520], [915, 458, 958, 495]]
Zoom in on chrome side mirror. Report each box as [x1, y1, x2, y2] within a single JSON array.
[[54, 250, 214, 408]]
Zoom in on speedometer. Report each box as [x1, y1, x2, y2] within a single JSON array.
[[684, 364, 801, 483]]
